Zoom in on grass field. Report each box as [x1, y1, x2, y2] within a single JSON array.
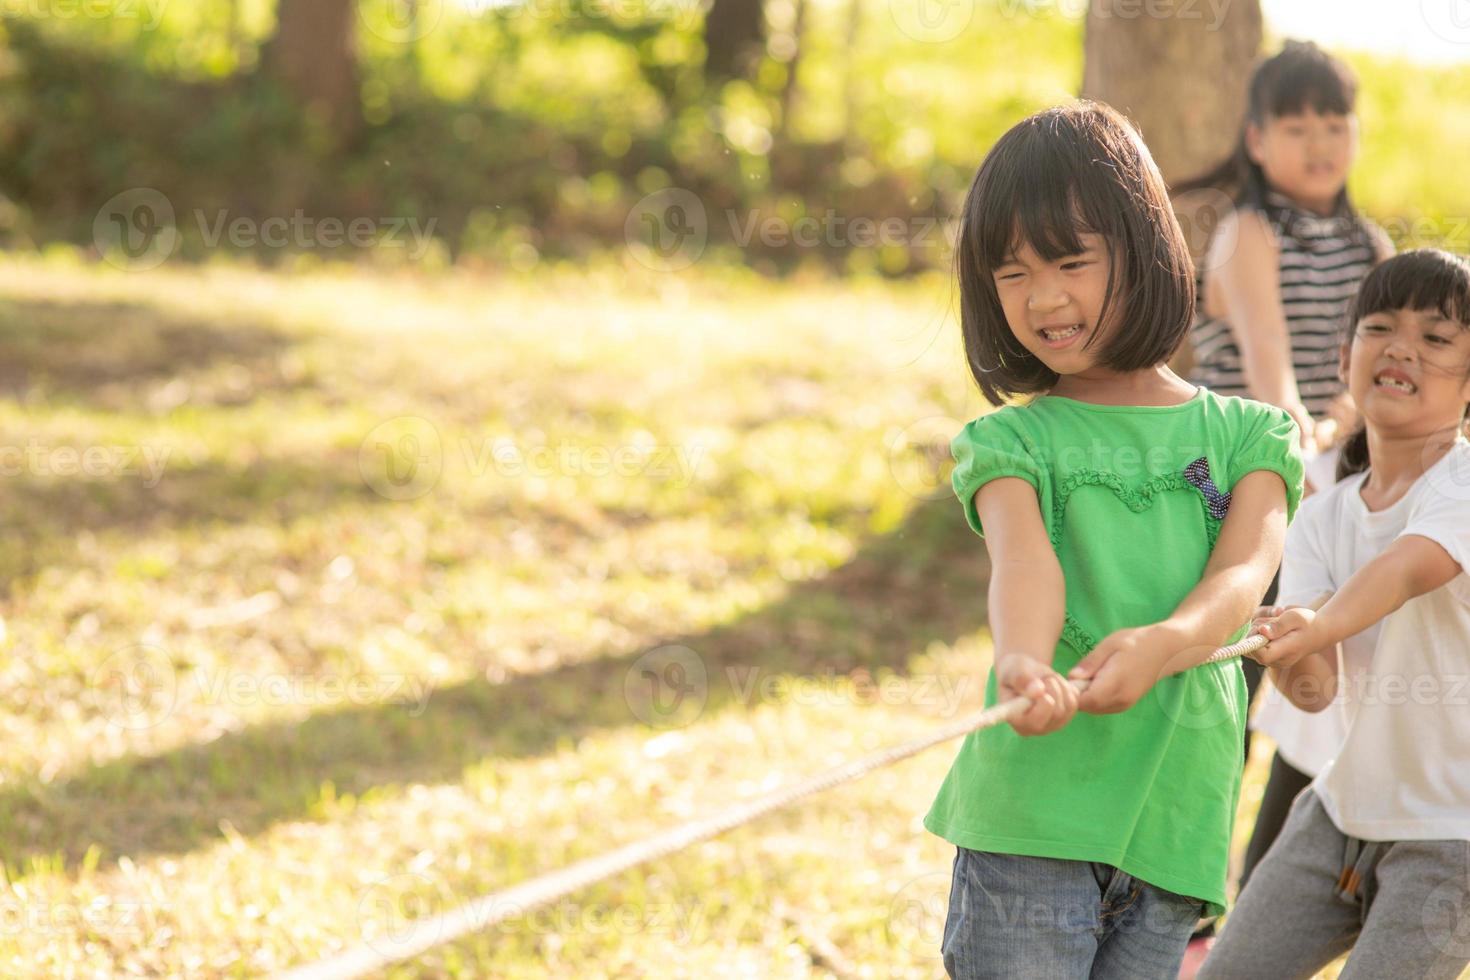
[[0, 253, 1358, 977]]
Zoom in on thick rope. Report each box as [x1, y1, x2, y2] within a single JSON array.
[[277, 607, 1321, 980]]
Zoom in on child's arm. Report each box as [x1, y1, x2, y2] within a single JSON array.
[[1211, 210, 1313, 446], [1370, 222, 1396, 264], [1069, 469, 1289, 713], [970, 476, 1078, 736], [1250, 602, 1339, 713], [1252, 533, 1465, 711]]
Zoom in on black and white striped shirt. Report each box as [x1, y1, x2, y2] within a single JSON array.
[[1189, 192, 1380, 416]]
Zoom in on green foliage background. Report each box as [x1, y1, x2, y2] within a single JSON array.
[[2, 1, 1469, 273]]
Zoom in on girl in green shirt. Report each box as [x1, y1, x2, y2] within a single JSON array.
[[928, 102, 1304, 979]]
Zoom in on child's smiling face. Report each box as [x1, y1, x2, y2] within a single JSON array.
[[1247, 108, 1358, 214], [991, 231, 1115, 376], [1342, 307, 1470, 437]]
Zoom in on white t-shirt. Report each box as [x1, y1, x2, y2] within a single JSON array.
[[1275, 437, 1470, 840], [1302, 443, 1342, 497], [1251, 444, 1350, 776]]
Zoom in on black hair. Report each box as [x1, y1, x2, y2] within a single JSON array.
[[954, 101, 1195, 405], [1174, 41, 1372, 245], [1336, 249, 1470, 480]]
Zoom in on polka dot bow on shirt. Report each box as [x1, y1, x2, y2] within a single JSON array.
[[1184, 456, 1231, 521]]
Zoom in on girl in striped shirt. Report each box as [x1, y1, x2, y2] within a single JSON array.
[[1182, 40, 1393, 449], [1172, 40, 1394, 975]]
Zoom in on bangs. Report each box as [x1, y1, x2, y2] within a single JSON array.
[[1255, 41, 1357, 119], [1351, 249, 1470, 329], [992, 197, 1098, 271], [968, 113, 1138, 272]]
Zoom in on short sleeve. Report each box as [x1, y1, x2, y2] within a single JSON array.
[[1277, 493, 1336, 608], [1232, 405, 1305, 523], [1399, 453, 1470, 606], [950, 413, 1042, 538]]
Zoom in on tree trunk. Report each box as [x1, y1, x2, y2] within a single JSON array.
[[227, 0, 242, 57], [1081, 0, 1262, 186], [774, 0, 805, 141], [1082, 1, 1262, 377], [840, 0, 862, 152], [264, 0, 361, 146], [704, 0, 766, 81]]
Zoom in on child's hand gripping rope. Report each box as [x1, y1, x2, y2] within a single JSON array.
[[992, 594, 1334, 736], [1067, 623, 1186, 715], [1245, 602, 1326, 669], [994, 654, 1081, 736]]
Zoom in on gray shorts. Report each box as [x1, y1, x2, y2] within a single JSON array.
[[1200, 788, 1470, 980]]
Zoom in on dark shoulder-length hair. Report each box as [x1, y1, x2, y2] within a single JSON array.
[[954, 100, 1195, 405], [1336, 249, 1470, 480], [1174, 40, 1371, 245]]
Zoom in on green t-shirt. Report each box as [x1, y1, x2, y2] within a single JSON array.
[[924, 386, 1304, 916]]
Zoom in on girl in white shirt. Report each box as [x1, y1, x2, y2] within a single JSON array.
[[1229, 445, 1346, 890], [1200, 249, 1470, 979]]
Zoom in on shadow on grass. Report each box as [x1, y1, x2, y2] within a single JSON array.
[[0, 298, 310, 410], [0, 295, 389, 584], [0, 496, 992, 873], [0, 452, 398, 585]]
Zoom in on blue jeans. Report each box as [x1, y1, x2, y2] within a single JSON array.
[[941, 847, 1206, 979]]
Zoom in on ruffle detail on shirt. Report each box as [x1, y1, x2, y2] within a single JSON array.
[[1060, 614, 1096, 657], [1044, 466, 1226, 656], [1049, 468, 1222, 547]]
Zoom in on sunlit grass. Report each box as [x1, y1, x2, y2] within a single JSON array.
[[0, 254, 1398, 977], [0, 254, 986, 976]]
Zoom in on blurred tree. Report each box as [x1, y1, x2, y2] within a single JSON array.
[[264, 0, 361, 145], [774, 0, 805, 140], [1081, 0, 1261, 185], [1083, 1, 1262, 376], [705, 0, 766, 80], [839, 0, 862, 150]]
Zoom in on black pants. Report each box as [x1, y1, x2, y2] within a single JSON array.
[[1240, 568, 1279, 768], [1194, 568, 1315, 937], [1238, 748, 1315, 894]]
